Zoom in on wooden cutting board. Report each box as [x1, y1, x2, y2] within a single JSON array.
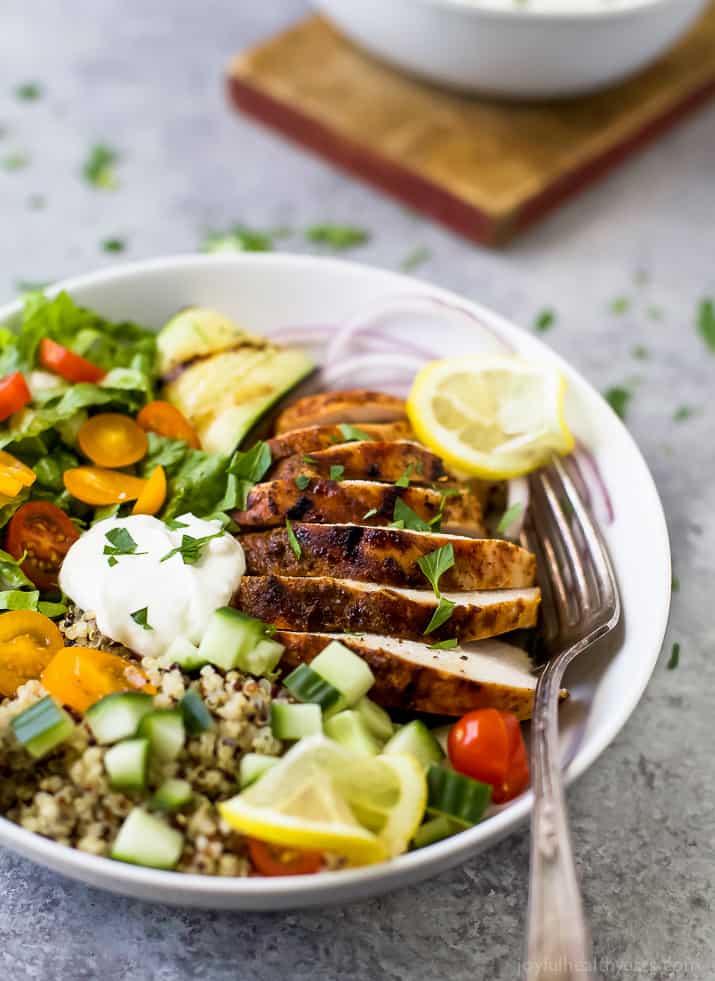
[[226, 9, 715, 247]]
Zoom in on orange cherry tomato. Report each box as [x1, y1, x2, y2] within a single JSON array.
[[41, 645, 156, 713], [0, 470, 24, 498], [78, 413, 148, 468], [63, 467, 147, 506], [39, 338, 106, 384], [136, 400, 201, 449], [0, 372, 31, 422], [247, 838, 323, 877], [0, 610, 64, 697], [0, 451, 36, 488], [132, 465, 167, 516], [6, 501, 80, 589], [448, 708, 530, 804]]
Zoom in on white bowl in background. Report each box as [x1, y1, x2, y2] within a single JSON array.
[[310, 0, 709, 98], [0, 254, 671, 909]]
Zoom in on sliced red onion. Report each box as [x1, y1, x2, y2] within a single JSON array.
[[322, 353, 423, 388]]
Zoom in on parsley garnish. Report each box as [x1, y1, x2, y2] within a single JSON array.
[[104, 527, 146, 565], [285, 519, 302, 559], [497, 502, 524, 535], [697, 298, 715, 353], [164, 517, 188, 530], [338, 423, 373, 443], [329, 464, 345, 481], [83, 144, 119, 189], [667, 642, 680, 670], [417, 543, 456, 635], [221, 441, 272, 511], [673, 405, 692, 422], [609, 297, 630, 315], [533, 309, 556, 332], [424, 597, 457, 635], [102, 237, 126, 253], [201, 226, 274, 253], [395, 463, 415, 488], [362, 508, 379, 520], [130, 607, 152, 631], [428, 638, 459, 650], [160, 532, 222, 565], [306, 224, 369, 249], [604, 386, 631, 421], [393, 497, 431, 532], [400, 246, 431, 273], [15, 82, 42, 101], [295, 474, 311, 491]]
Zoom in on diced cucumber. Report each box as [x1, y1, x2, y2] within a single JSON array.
[[180, 689, 213, 734], [104, 738, 149, 792], [111, 807, 184, 869], [310, 641, 374, 707], [198, 608, 266, 673], [383, 721, 445, 771], [412, 815, 461, 849], [137, 709, 185, 761], [430, 724, 452, 754], [152, 778, 193, 812], [244, 638, 284, 677], [239, 752, 281, 788], [355, 697, 394, 742], [11, 696, 75, 759], [283, 663, 342, 711], [165, 636, 206, 672], [324, 710, 380, 756], [426, 764, 491, 826], [85, 692, 154, 745], [270, 702, 322, 740]]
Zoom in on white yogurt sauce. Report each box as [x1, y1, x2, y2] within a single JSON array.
[[59, 513, 245, 659]]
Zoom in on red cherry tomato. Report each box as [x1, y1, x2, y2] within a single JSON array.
[[247, 838, 323, 876], [0, 372, 31, 422], [448, 708, 530, 804], [6, 501, 80, 590], [39, 338, 106, 384]]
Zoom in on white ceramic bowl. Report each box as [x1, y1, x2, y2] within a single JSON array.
[[0, 254, 670, 909], [311, 0, 709, 98]]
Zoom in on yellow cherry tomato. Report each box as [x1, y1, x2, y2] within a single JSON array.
[[0, 610, 64, 697], [63, 467, 147, 506], [0, 470, 25, 498], [132, 465, 167, 516], [0, 451, 36, 487], [78, 413, 148, 468], [41, 646, 156, 713]]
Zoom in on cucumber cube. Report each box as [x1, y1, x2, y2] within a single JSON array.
[[270, 702, 322, 741], [111, 808, 184, 869], [137, 710, 185, 761], [239, 753, 281, 789], [310, 641, 374, 707], [324, 710, 381, 756], [104, 738, 149, 791]]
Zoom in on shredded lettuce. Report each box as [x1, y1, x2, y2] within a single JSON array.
[[0, 547, 67, 616]]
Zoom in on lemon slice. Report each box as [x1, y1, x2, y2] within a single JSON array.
[[407, 355, 575, 479], [374, 753, 428, 857]]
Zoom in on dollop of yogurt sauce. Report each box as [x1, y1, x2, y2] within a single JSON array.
[[59, 513, 245, 659]]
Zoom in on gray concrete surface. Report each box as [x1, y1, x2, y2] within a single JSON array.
[[0, 2, 713, 978]]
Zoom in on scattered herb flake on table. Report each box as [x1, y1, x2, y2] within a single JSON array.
[[696, 298, 715, 353], [673, 405, 693, 422], [671, 575, 680, 592], [83, 144, 119, 189], [201, 226, 274, 253], [15, 82, 42, 101], [667, 642, 680, 670], [631, 345, 649, 360], [533, 309, 556, 333], [102, 237, 126, 253], [609, 297, 630, 315], [400, 247, 431, 273], [306, 224, 370, 249], [2, 152, 29, 172], [604, 386, 632, 420]]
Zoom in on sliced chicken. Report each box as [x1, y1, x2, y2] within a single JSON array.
[[275, 390, 406, 434], [242, 524, 536, 590], [238, 576, 540, 643], [276, 631, 554, 719], [235, 479, 484, 536], [267, 420, 414, 462], [270, 440, 446, 485]]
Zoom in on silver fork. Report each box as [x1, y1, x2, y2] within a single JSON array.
[[520, 456, 621, 981]]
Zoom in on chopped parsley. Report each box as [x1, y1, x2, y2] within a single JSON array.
[[673, 405, 693, 422], [428, 637, 459, 651], [15, 82, 43, 100], [83, 144, 119, 189], [329, 464, 345, 481], [160, 532, 222, 565], [393, 497, 431, 533], [104, 527, 146, 566], [631, 345, 649, 360], [306, 224, 370, 249], [295, 474, 311, 491], [667, 642, 680, 670], [423, 597, 457, 635], [130, 607, 152, 631], [609, 296, 630, 315], [285, 519, 302, 559], [697, 298, 715, 353], [221, 441, 273, 511], [101, 237, 126, 253], [201, 226, 274, 253], [338, 423, 373, 443], [604, 386, 632, 421], [2, 152, 29, 172], [418, 543, 457, 633], [164, 517, 188, 530], [497, 502, 524, 535], [671, 575, 680, 592], [533, 309, 556, 333], [400, 246, 431, 273], [362, 508, 379, 520], [395, 463, 415, 488]]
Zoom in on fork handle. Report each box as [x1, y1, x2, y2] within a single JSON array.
[[525, 658, 594, 981]]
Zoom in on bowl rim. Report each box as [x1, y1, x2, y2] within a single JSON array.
[[0, 252, 672, 904], [405, 0, 685, 22]]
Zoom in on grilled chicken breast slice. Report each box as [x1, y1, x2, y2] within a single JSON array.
[[276, 631, 550, 719], [238, 576, 540, 643], [234, 479, 485, 536], [270, 440, 446, 485], [266, 421, 414, 462], [242, 524, 536, 590], [275, 390, 406, 434]]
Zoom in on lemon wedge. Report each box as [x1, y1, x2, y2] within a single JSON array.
[[407, 355, 574, 479], [218, 736, 427, 865]]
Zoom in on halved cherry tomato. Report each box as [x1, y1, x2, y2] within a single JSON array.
[[39, 338, 106, 384], [0, 372, 31, 422], [448, 708, 530, 804], [132, 465, 166, 516], [0, 451, 36, 488], [0, 610, 64, 697], [63, 467, 147, 506], [41, 645, 156, 713], [136, 400, 201, 449], [6, 501, 80, 589], [247, 838, 323, 876], [78, 413, 148, 468]]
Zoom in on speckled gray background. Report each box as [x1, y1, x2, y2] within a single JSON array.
[[0, 2, 713, 978]]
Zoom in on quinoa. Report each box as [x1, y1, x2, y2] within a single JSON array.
[[0, 608, 299, 876]]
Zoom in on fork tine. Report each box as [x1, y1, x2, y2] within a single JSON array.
[[539, 468, 593, 611], [520, 517, 559, 642], [527, 485, 578, 629]]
